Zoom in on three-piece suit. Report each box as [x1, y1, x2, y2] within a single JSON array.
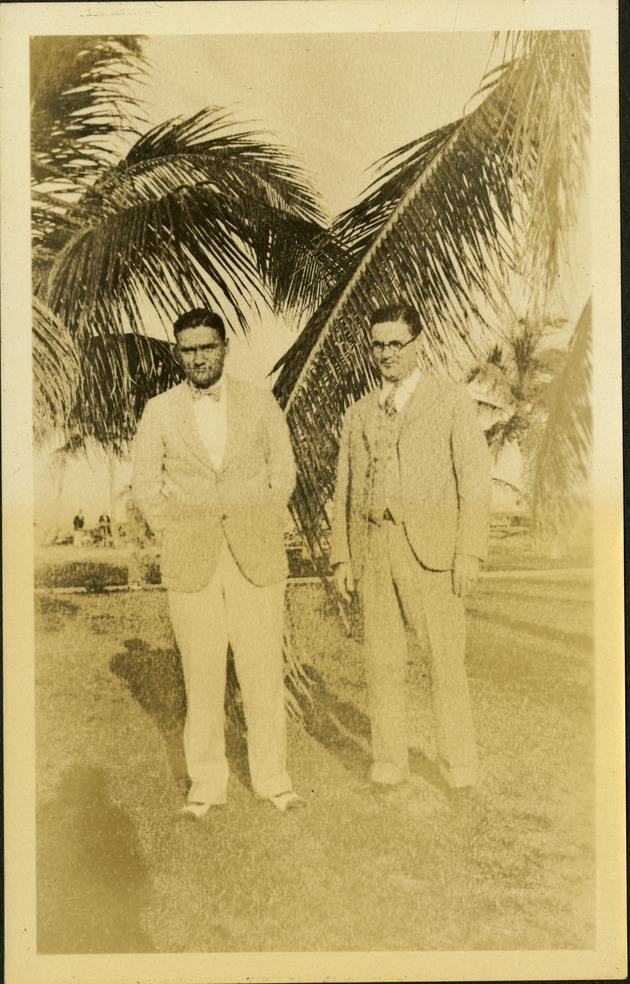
[[330, 371, 491, 788]]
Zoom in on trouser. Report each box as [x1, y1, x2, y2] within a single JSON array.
[[168, 538, 291, 804], [361, 520, 478, 788]]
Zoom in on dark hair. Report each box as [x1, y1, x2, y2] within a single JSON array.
[[173, 308, 226, 342], [369, 304, 422, 339]]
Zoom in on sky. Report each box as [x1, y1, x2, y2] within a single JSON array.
[[130, 32, 498, 382], [141, 33, 495, 220]]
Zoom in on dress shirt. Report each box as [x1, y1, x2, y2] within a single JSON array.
[[378, 367, 421, 414], [191, 380, 228, 471]]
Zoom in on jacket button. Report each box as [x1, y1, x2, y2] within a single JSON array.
[[221, 513, 228, 521]]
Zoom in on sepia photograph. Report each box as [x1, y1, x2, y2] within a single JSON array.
[[2, 1, 625, 982]]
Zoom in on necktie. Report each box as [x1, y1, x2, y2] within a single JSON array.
[[191, 383, 222, 402], [382, 383, 399, 418]]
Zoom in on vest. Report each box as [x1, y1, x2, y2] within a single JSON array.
[[368, 403, 406, 524]]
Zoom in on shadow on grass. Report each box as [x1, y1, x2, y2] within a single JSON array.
[[110, 639, 188, 793], [37, 765, 154, 953], [301, 668, 445, 790], [110, 639, 251, 794], [302, 673, 371, 778]]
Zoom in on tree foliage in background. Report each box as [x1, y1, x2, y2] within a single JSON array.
[[274, 31, 590, 557], [467, 315, 568, 458], [33, 297, 83, 447], [32, 36, 147, 446], [30, 36, 145, 181], [31, 35, 342, 452], [530, 298, 592, 541], [71, 335, 185, 456], [467, 305, 593, 543]]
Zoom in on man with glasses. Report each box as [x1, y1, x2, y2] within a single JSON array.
[[132, 308, 305, 819], [330, 303, 490, 802]]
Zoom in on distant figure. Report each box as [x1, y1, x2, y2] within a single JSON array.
[[98, 512, 112, 547], [132, 307, 305, 820], [330, 303, 491, 803], [72, 510, 85, 547]]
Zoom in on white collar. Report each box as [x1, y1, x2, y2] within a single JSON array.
[[379, 366, 421, 404]]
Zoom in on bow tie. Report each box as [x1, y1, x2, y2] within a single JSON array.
[[190, 383, 222, 402]]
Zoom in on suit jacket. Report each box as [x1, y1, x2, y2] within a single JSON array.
[[131, 376, 295, 591], [329, 373, 491, 576]]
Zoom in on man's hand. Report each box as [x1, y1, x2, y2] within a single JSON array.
[[333, 562, 355, 603], [452, 554, 480, 597]]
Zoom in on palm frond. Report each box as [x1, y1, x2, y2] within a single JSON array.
[[467, 359, 517, 410], [530, 297, 592, 540], [39, 109, 343, 337], [333, 119, 462, 257], [491, 476, 529, 504], [69, 333, 184, 456], [274, 31, 589, 555], [505, 32, 590, 298], [31, 35, 146, 191], [32, 297, 82, 447]]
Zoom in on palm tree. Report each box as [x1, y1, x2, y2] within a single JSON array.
[[530, 297, 592, 544], [273, 31, 590, 561], [38, 107, 343, 339], [31, 35, 343, 448], [465, 310, 592, 549], [467, 314, 569, 458], [31, 37, 146, 447], [32, 296, 82, 449], [30, 35, 146, 185]]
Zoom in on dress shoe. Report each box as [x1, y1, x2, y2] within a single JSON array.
[[267, 790, 306, 812], [172, 800, 225, 822]]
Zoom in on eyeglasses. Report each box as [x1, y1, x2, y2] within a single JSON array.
[[370, 337, 415, 355]]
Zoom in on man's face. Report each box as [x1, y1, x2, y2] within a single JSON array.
[[370, 319, 418, 383], [176, 324, 228, 389]]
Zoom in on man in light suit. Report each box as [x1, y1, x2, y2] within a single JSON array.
[[330, 304, 491, 800], [132, 308, 305, 819]]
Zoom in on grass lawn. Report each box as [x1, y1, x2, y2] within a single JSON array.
[[35, 559, 594, 954]]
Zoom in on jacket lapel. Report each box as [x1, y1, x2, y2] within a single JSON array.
[[360, 390, 382, 452], [398, 373, 434, 436], [363, 372, 433, 448], [360, 374, 434, 450]]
